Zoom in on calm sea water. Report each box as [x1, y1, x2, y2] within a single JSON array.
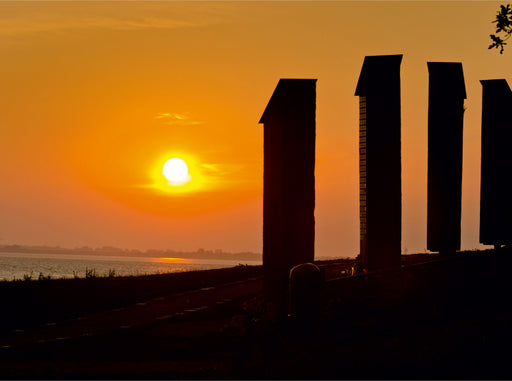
[[0, 252, 262, 281]]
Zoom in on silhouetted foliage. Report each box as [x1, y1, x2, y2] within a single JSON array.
[[489, 4, 512, 53]]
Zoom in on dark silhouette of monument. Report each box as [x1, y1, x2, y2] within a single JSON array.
[[259, 78, 316, 312], [355, 55, 402, 271], [427, 62, 466, 254], [480, 79, 512, 248]]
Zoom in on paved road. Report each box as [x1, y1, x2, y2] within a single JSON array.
[[0, 275, 263, 350]]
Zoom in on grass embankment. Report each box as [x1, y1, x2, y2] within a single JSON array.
[[0, 264, 262, 333], [0, 256, 362, 334]]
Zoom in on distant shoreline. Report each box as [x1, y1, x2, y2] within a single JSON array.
[[0, 244, 262, 261], [0, 244, 351, 262]]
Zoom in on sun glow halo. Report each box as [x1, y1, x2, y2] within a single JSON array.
[[148, 152, 207, 195]]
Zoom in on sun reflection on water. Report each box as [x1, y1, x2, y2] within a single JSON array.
[[158, 257, 193, 263]]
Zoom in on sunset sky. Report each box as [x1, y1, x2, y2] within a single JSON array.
[[0, 1, 510, 258]]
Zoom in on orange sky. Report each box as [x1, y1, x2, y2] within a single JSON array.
[[0, 1, 510, 257]]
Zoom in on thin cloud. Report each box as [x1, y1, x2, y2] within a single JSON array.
[[200, 163, 246, 180], [200, 163, 222, 174], [0, 4, 231, 36], [0, 16, 198, 36], [154, 113, 203, 127]]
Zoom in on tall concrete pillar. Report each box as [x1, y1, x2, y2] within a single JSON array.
[[259, 78, 316, 312], [355, 55, 402, 271], [480, 79, 512, 248], [427, 62, 466, 254]]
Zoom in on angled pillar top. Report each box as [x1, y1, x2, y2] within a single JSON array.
[[354, 54, 403, 96], [480, 78, 512, 93], [427, 62, 466, 99], [259, 78, 317, 124]]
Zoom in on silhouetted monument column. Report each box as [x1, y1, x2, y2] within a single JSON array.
[[355, 55, 402, 271], [259, 78, 316, 313], [480, 79, 512, 248], [427, 62, 466, 255]]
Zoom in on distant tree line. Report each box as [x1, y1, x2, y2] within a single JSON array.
[[0, 244, 261, 261]]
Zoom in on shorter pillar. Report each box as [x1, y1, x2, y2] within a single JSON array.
[[289, 263, 322, 324]]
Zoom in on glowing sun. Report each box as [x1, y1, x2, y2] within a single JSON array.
[[162, 158, 191, 185]]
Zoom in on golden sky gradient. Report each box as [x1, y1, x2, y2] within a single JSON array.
[[0, 1, 510, 257]]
